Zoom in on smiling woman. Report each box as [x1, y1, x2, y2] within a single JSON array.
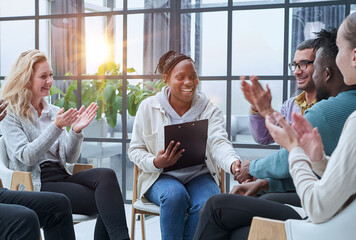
[[30, 61, 54, 113], [0, 49, 130, 240], [128, 50, 242, 240]]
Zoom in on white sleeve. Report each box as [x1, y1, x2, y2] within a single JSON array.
[[289, 115, 356, 223], [128, 101, 162, 173]]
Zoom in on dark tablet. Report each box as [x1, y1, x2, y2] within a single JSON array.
[[163, 119, 208, 172]]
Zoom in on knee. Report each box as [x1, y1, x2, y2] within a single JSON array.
[[49, 193, 73, 214], [95, 168, 117, 181], [190, 197, 209, 214], [161, 187, 189, 208], [10, 206, 40, 229], [199, 194, 227, 215], [22, 209, 40, 228]]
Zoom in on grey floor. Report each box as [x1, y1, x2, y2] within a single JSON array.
[[73, 204, 162, 240]]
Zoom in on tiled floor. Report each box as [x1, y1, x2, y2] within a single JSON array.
[[74, 204, 162, 240]]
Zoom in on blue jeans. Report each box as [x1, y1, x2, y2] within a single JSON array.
[[145, 173, 220, 240]]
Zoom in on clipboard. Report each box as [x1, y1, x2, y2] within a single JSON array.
[[163, 119, 208, 172]]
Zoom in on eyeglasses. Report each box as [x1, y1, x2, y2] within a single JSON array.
[[288, 60, 314, 71]]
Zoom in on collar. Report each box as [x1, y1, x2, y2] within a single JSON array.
[[30, 99, 51, 118], [294, 91, 317, 114]]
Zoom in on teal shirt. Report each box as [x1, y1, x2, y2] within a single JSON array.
[[249, 89, 356, 192]]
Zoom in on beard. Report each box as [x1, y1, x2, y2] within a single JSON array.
[[316, 86, 331, 101]]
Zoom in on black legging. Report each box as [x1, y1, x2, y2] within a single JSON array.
[[0, 188, 75, 240], [193, 194, 302, 240], [40, 162, 129, 240]]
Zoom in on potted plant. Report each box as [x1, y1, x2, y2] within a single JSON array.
[[50, 62, 165, 128]]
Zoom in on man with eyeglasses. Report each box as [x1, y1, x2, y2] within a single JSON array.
[[231, 28, 356, 206], [234, 40, 317, 202], [242, 39, 317, 146]]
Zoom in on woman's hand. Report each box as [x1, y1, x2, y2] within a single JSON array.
[[292, 112, 324, 162], [72, 102, 98, 133], [265, 112, 300, 151], [153, 141, 185, 169], [54, 108, 79, 129]]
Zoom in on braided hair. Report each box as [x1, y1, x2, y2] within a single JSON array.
[[155, 51, 193, 81]]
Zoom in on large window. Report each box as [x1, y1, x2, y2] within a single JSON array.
[[0, 0, 351, 202]]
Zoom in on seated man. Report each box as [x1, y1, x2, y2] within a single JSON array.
[[194, 28, 356, 240], [0, 100, 75, 240], [239, 39, 317, 206], [234, 29, 356, 200], [242, 39, 317, 145]]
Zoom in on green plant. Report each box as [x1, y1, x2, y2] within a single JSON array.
[[50, 62, 165, 128]]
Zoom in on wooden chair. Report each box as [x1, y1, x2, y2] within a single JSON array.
[[248, 217, 286, 240], [130, 164, 225, 240], [248, 198, 356, 240], [0, 136, 97, 224]]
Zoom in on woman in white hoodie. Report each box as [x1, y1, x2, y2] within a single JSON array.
[[128, 50, 241, 240]]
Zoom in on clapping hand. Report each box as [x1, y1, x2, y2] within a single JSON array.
[[241, 75, 274, 118], [54, 108, 79, 129], [72, 102, 99, 133], [265, 112, 299, 151], [291, 112, 324, 162], [266, 112, 324, 162]]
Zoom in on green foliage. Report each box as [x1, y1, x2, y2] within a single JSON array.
[[50, 62, 165, 128]]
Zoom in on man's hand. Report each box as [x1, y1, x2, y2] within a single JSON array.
[[229, 179, 269, 196], [241, 75, 274, 118], [241, 76, 258, 111], [234, 159, 253, 183], [153, 141, 185, 169]]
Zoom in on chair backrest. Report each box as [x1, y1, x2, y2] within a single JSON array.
[[0, 137, 9, 168], [0, 136, 13, 189], [285, 199, 356, 240], [132, 164, 140, 205], [219, 168, 225, 193]]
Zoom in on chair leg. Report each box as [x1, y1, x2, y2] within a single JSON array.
[[131, 208, 136, 240], [140, 214, 146, 240]]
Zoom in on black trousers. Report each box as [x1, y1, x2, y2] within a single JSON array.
[[40, 162, 129, 240], [259, 192, 301, 207], [0, 188, 75, 240], [193, 194, 302, 240]]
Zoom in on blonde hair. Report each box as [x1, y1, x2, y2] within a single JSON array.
[[344, 12, 356, 49], [1, 49, 48, 121]]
